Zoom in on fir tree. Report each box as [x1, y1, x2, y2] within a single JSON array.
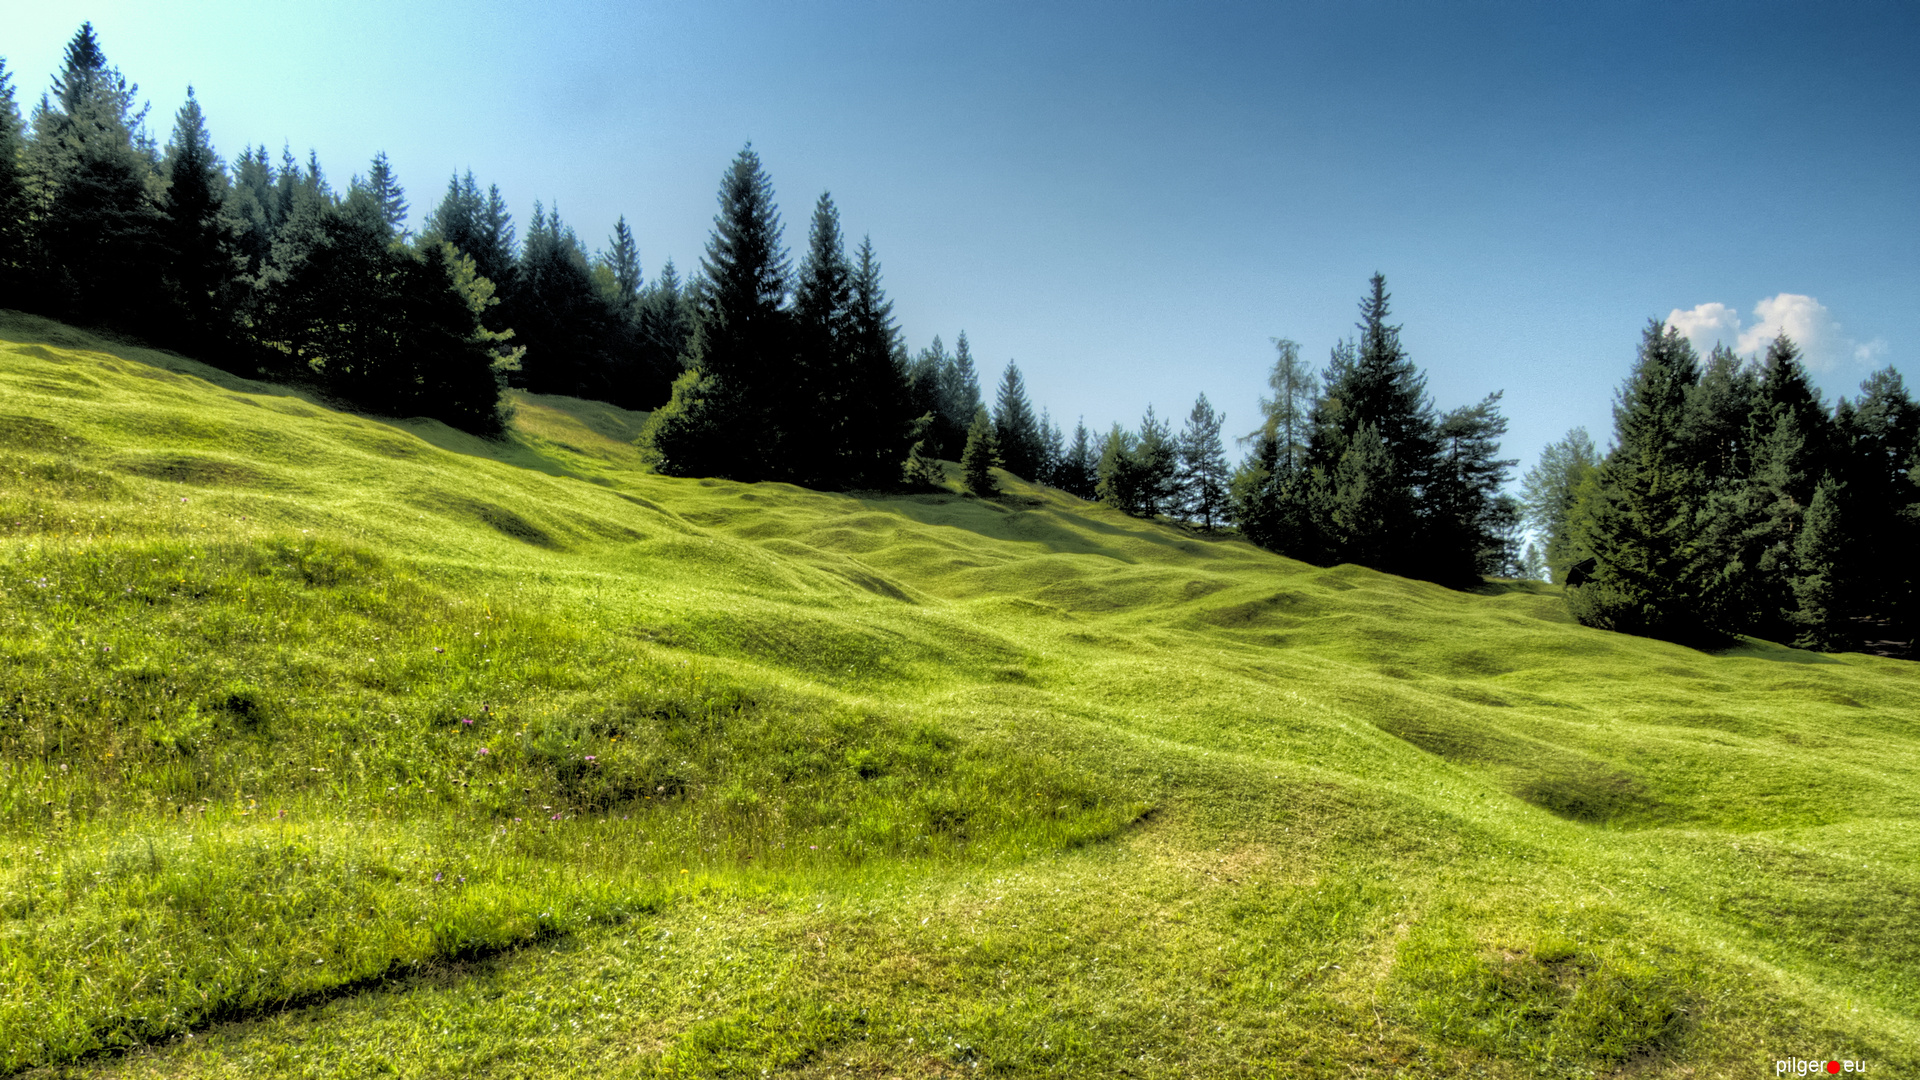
[[992, 360, 1044, 480], [942, 331, 984, 455], [843, 236, 914, 488], [791, 192, 854, 485], [1176, 393, 1231, 527], [504, 202, 618, 400], [1427, 392, 1519, 582], [1837, 367, 1920, 640], [0, 59, 27, 295], [158, 88, 238, 356], [1305, 277, 1438, 576], [361, 151, 408, 237], [1789, 473, 1852, 651], [1521, 541, 1548, 582], [26, 22, 166, 325], [1059, 420, 1097, 499], [224, 145, 277, 276], [1095, 424, 1141, 512], [1565, 320, 1719, 642], [1133, 405, 1179, 517], [1037, 410, 1065, 488], [1328, 423, 1404, 567], [643, 145, 790, 480], [598, 215, 642, 318], [961, 407, 1001, 497]]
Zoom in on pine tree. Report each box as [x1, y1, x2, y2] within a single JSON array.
[[1726, 334, 1836, 641], [1037, 410, 1065, 488], [1789, 473, 1852, 651], [791, 192, 854, 485], [158, 88, 238, 356], [1328, 423, 1404, 567], [0, 59, 27, 296], [1060, 420, 1097, 499], [26, 22, 166, 325], [1519, 427, 1599, 582], [961, 407, 1001, 497], [1565, 320, 1719, 643], [942, 331, 983, 455], [361, 151, 408, 238], [1095, 424, 1141, 512], [642, 146, 791, 480], [633, 257, 691, 405], [1305, 277, 1438, 576], [843, 236, 913, 488], [1837, 368, 1920, 641], [1251, 337, 1317, 469], [1234, 336, 1323, 558], [224, 145, 277, 276], [992, 361, 1043, 480], [599, 215, 642, 318], [504, 202, 618, 400], [1177, 393, 1230, 527], [1133, 405, 1179, 518]]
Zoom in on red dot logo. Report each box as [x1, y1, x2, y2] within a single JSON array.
[[1826, 1062, 1840, 1075]]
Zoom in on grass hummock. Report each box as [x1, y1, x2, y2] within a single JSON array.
[[1, 309, 1915, 1077]]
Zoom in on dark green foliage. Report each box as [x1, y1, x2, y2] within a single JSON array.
[[1789, 473, 1851, 651], [840, 236, 914, 488], [634, 257, 692, 403], [360, 151, 408, 238], [0, 60, 27, 296], [643, 146, 791, 481], [1176, 393, 1230, 528], [1565, 321, 1720, 643], [1519, 427, 1599, 583], [902, 412, 947, 490], [1132, 406, 1178, 517], [157, 89, 240, 357], [944, 332, 983, 455], [790, 192, 854, 485], [1725, 335, 1837, 641], [597, 215, 642, 319], [1095, 424, 1142, 514], [992, 361, 1043, 480], [1836, 368, 1920, 641], [960, 407, 999, 497], [1036, 411, 1065, 488], [1232, 338, 1322, 556], [24, 23, 166, 327], [503, 202, 622, 401], [1057, 420, 1096, 499]]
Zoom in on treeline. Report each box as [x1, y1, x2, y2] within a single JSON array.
[[1519, 323, 1918, 651], [0, 25, 691, 436]]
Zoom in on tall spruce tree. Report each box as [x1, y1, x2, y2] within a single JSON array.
[[1565, 320, 1719, 642], [643, 146, 791, 480], [1788, 473, 1852, 651], [791, 192, 854, 485], [1306, 277, 1438, 577], [158, 88, 238, 356], [843, 236, 913, 488], [1728, 334, 1836, 641], [1060, 420, 1097, 499], [1177, 393, 1231, 527], [1133, 406, 1179, 517], [1427, 392, 1519, 582], [361, 151, 408, 237], [633, 257, 691, 405], [0, 59, 27, 297], [992, 361, 1044, 480], [1838, 368, 1920, 641], [504, 202, 620, 400], [943, 332, 984, 455], [598, 215, 642, 318], [26, 22, 166, 325]]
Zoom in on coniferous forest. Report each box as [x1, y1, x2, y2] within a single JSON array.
[[1, 23, 1913, 654]]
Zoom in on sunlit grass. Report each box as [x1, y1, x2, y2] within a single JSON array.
[[2, 309, 1916, 1077]]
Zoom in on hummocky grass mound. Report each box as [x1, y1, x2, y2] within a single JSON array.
[[2, 310, 1916, 1078]]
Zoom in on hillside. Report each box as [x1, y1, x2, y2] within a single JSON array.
[[2, 310, 1916, 1078]]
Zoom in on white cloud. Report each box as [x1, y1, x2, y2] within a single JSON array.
[[1666, 293, 1878, 373]]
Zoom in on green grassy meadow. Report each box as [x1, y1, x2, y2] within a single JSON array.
[[2, 309, 1916, 1077]]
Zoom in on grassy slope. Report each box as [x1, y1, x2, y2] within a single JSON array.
[[1, 310, 1915, 1078]]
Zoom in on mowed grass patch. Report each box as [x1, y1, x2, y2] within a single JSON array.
[[3, 314, 1918, 1075]]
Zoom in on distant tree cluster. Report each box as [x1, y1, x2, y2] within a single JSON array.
[[0, 25, 695, 436], [1523, 322, 1918, 651], [1224, 275, 1521, 586]]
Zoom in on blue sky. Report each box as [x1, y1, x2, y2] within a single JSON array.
[[6, 1, 1916, 477]]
